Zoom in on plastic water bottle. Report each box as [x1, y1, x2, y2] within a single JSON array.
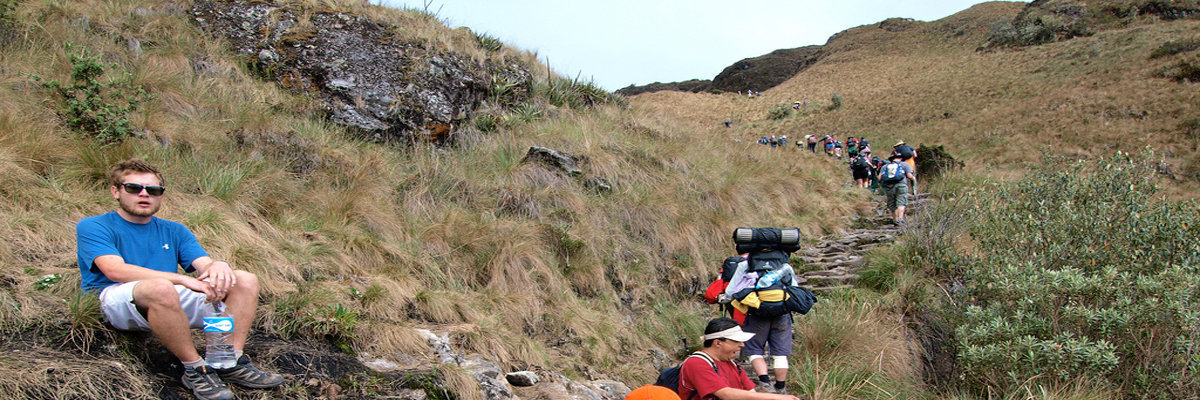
[[757, 266, 787, 288], [203, 302, 236, 369]]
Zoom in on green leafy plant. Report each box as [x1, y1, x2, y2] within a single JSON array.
[[35, 43, 151, 145], [33, 274, 62, 290], [917, 153, 1200, 397], [475, 32, 502, 52]]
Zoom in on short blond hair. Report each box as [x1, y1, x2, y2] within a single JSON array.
[[108, 159, 164, 187]]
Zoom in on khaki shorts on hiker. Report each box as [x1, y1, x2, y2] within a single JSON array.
[[99, 281, 221, 331], [885, 183, 909, 211]]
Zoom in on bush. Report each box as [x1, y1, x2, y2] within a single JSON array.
[[766, 103, 792, 120], [922, 153, 1200, 398], [1160, 55, 1200, 83], [533, 76, 622, 109], [35, 43, 151, 145], [1149, 39, 1200, 59], [475, 32, 503, 52], [828, 93, 843, 111]]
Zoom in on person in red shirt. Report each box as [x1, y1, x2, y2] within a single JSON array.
[[677, 318, 801, 400]]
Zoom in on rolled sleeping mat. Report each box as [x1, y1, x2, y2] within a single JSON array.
[[732, 227, 802, 253]]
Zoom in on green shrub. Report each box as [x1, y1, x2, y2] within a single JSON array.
[[1149, 39, 1200, 59], [766, 103, 792, 120], [473, 113, 499, 133], [1160, 55, 1200, 83], [35, 43, 151, 145], [924, 153, 1200, 397], [475, 32, 503, 52], [533, 76, 622, 109], [828, 93, 843, 111]]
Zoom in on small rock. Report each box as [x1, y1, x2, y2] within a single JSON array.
[[505, 371, 539, 387]]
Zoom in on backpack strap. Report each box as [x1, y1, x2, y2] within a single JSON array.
[[679, 352, 720, 400]]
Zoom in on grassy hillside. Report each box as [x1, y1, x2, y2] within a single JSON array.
[[0, 0, 870, 398], [637, 1, 1200, 197], [632, 1, 1200, 399]]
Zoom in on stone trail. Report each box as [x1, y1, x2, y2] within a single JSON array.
[[795, 192, 932, 291]]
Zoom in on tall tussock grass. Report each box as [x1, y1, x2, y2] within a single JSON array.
[[0, 0, 868, 397]]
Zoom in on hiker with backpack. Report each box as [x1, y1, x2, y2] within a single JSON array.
[[879, 153, 917, 224], [846, 137, 859, 158], [720, 228, 815, 396], [850, 151, 873, 188], [891, 141, 917, 194], [672, 318, 801, 400], [805, 135, 818, 153]]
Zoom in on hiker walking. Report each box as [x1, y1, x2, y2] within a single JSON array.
[[891, 141, 917, 193], [879, 153, 917, 224], [724, 119, 732, 128], [846, 137, 859, 158], [777, 135, 788, 147], [76, 159, 285, 400], [721, 227, 810, 396], [676, 318, 801, 400], [850, 151, 873, 189], [805, 135, 818, 153]]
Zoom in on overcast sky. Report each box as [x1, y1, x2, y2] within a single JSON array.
[[378, 1, 1026, 90]]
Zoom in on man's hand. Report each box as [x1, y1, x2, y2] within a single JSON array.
[[196, 260, 236, 301], [177, 275, 219, 302]]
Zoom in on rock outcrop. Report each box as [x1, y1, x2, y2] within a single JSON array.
[[710, 45, 823, 94], [192, 0, 532, 144]]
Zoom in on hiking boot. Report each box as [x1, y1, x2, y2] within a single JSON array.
[[754, 379, 773, 392], [181, 365, 235, 400], [216, 355, 284, 389]]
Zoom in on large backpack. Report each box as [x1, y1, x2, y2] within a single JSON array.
[[730, 227, 802, 317], [851, 156, 870, 170], [654, 351, 740, 399], [880, 161, 907, 183]]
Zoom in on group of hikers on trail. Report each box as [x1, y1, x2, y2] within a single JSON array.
[[847, 140, 917, 224], [627, 228, 816, 400], [757, 135, 789, 147], [754, 132, 918, 224]]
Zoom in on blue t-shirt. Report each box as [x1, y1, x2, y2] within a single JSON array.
[[76, 212, 208, 292]]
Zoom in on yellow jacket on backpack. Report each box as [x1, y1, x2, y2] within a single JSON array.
[[731, 289, 787, 314]]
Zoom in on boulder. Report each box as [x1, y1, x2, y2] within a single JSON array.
[[191, 0, 531, 144], [506, 371, 540, 387], [522, 146, 582, 176]]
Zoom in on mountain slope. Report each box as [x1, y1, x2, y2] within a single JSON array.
[[633, 1, 1200, 196], [0, 0, 866, 398]]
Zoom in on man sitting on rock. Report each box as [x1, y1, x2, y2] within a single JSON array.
[[76, 159, 284, 400]]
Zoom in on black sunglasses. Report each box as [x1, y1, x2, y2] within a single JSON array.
[[119, 182, 166, 196]]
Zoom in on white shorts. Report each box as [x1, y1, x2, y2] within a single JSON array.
[[98, 281, 220, 331]]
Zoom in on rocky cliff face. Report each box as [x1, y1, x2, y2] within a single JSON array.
[[191, 0, 531, 144], [616, 45, 823, 96], [710, 45, 823, 93]]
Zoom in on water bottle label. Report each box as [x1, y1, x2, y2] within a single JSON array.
[[203, 317, 234, 333]]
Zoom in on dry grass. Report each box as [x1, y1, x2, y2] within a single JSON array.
[[9, 0, 1187, 398], [633, 1, 1200, 197], [0, 345, 156, 400]]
